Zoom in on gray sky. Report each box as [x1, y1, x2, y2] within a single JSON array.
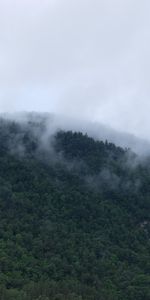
[[0, 0, 150, 139]]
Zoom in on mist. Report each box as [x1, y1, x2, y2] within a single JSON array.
[[3, 111, 150, 156], [0, 113, 142, 191], [0, 0, 150, 142]]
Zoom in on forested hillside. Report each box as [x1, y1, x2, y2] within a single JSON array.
[[0, 117, 149, 300]]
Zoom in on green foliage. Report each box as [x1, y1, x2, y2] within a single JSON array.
[[0, 118, 149, 299]]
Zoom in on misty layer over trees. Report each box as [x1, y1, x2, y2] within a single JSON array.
[[0, 115, 149, 300]]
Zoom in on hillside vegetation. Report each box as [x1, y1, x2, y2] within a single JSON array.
[[0, 117, 149, 300]]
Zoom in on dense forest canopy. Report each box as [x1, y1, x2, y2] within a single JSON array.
[[0, 116, 149, 300]]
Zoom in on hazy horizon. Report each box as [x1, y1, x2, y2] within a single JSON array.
[[0, 0, 150, 141]]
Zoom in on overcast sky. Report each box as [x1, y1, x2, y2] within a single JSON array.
[[0, 0, 150, 139]]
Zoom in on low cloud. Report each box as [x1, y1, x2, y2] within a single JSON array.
[[0, 1, 150, 140]]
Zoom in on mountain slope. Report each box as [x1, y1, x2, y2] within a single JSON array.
[[0, 117, 149, 300]]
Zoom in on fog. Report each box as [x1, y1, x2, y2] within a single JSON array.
[[0, 113, 143, 195], [3, 112, 150, 155], [0, 0, 150, 142]]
